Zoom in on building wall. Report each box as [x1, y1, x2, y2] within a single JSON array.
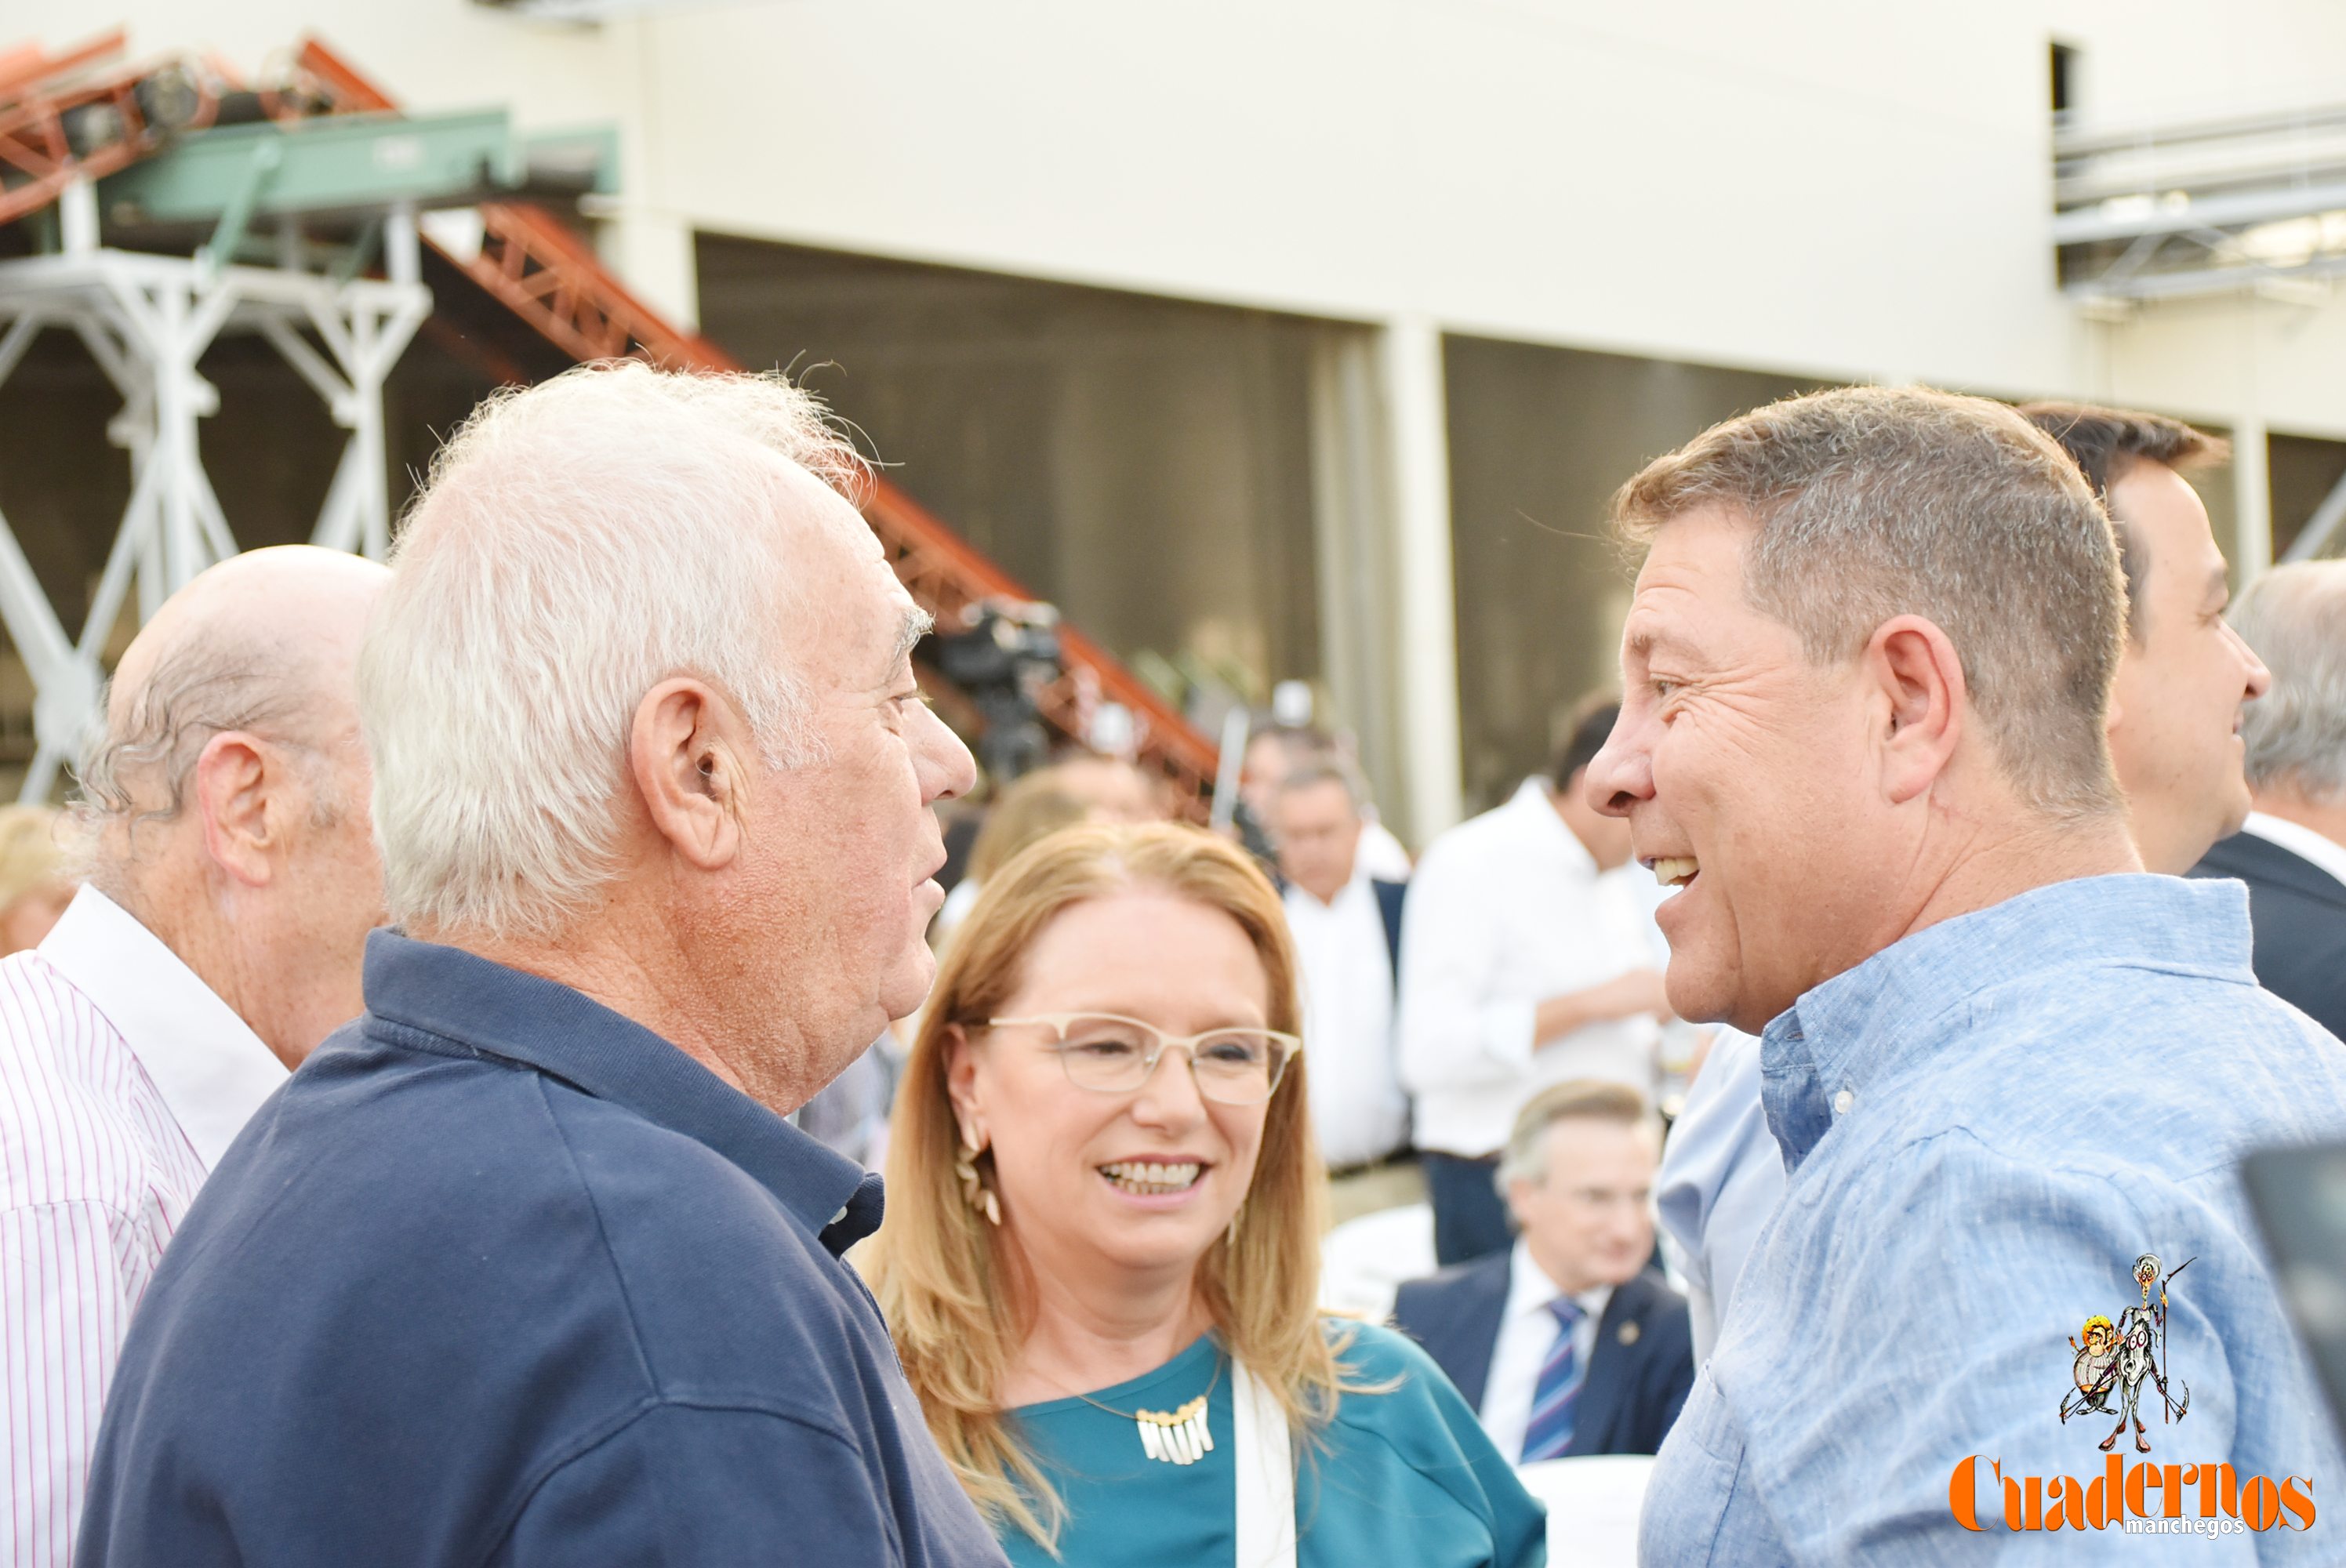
[[39, 0, 2346, 828], [83, 1, 2346, 432], [1444, 339, 1819, 814], [695, 236, 1325, 717]]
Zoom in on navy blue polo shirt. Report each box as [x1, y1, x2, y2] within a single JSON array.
[[77, 931, 1008, 1567]]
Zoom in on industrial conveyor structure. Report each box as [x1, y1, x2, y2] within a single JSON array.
[[2051, 94, 2346, 564], [0, 30, 1217, 808]]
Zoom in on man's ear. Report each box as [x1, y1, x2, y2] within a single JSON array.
[[1864, 615, 1966, 806], [626, 677, 747, 873], [194, 731, 279, 887]]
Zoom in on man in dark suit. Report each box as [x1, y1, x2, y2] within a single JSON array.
[[1393, 1079, 1693, 1461], [2191, 559, 2346, 1040]]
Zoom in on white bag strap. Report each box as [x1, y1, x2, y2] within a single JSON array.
[[1231, 1359, 1298, 1568]]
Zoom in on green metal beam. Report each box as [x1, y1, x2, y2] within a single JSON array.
[[101, 109, 539, 225], [196, 137, 283, 277], [525, 124, 623, 196]]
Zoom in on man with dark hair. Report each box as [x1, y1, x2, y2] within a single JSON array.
[[2021, 402, 2272, 872], [1399, 693, 1671, 1265]]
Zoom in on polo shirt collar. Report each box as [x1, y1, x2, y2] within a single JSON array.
[[37, 884, 286, 1169], [360, 928, 880, 1251], [1760, 873, 2253, 1169]]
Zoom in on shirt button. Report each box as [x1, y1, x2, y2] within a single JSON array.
[[1832, 1089, 1855, 1116]]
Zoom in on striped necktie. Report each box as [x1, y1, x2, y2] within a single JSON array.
[[1519, 1296, 1585, 1463]]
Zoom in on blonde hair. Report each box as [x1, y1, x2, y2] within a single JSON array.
[[867, 822, 1345, 1548], [965, 773, 1089, 886]]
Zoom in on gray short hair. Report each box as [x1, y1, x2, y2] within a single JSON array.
[[359, 361, 870, 940], [71, 640, 343, 884], [2232, 561, 2346, 800], [1614, 386, 2126, 820], [1273, 753, 1367, 811], [1497, 1079, 1654, 1188]]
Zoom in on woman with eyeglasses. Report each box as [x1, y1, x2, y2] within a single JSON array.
[[867, 822, 1544, 1567]]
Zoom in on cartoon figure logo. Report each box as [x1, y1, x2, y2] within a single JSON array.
[[2061, 1252, 2193, 1454]]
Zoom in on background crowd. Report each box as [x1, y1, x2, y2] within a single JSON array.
[[1, 363, 2344, 1568]]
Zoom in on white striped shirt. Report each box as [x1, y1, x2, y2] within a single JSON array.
[[1, 887, 285, 1567]]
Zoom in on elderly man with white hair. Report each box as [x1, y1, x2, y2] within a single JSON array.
[[2194, 559, 2346, 1040], [0, 545, 387, 1568], [76, 365, 1004, 1566], [1588, 387, 2346, 1564]]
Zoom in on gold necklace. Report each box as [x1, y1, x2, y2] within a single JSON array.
[[1072, 1353, 1224, 1466]]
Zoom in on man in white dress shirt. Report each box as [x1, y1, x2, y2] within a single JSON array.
[[1398, 696, 1671, 1263], [0, 545, 388, 1567], [1271, 757, 1413, 1219]]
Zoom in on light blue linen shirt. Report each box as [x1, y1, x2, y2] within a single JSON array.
[[1640, 874, 2346, 1564], [1654, 1025, 1785, 1362]]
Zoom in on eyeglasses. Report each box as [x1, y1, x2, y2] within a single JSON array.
[[985, 1013, 1300, 1105]]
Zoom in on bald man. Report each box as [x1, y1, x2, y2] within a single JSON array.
[[0, 545, 387, 1568]]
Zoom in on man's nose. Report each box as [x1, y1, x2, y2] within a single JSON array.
[[918, 704, 978, 804], [1584, 726, 1651, 819], [2231, 624, 2273, 702]]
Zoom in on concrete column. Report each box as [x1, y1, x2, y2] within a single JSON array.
[[2233, 299, 2273, 583], [596, 16, 700, 332], [2232, 409, 2273, 584], [1378, 315, 1464, 844], [1307, 327, 1404, 829]]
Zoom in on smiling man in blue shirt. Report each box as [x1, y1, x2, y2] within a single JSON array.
[[1585, 386, 2346, 1564], [76, 364, 1004, 1567]]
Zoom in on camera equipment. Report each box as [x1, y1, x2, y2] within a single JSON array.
[[931, 600, 1064, 784]]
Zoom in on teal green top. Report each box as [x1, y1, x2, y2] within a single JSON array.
[[998, 1320, 1545, 1568]]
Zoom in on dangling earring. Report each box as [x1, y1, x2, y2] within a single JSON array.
[[955, 1127, 1002, 1225], [1226, 1204, 1242, 1248]]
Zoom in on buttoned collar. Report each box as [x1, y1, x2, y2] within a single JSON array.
[[1760, 873, 2255, 1171], [37, 884, 286, 1170], [1504, 1236, 1613, 1328], [1504, 776, 1596, 876], [1283, 855, 1375, 916], [360, 929, 881, 1252]]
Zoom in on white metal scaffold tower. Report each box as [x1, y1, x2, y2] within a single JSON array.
[[0, 178, 428, 798]]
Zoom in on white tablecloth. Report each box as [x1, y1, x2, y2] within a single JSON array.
[[1514, 1453, 1654, 1566]]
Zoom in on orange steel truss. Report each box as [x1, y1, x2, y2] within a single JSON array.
[[0, 30, 218, 227], [296, 35, 1216, 810]]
